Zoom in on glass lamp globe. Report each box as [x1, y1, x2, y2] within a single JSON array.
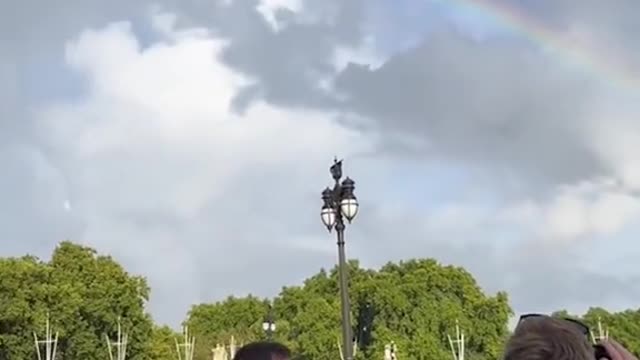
[[340, 197, 359, 222], [321, 206, 337, 229]]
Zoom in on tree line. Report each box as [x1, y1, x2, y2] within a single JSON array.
[[0, 241, 637, 359]]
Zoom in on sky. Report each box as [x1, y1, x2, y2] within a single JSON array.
[[2, 0, 640, 328]]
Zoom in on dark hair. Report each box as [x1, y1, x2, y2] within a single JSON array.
[[504, 316, 593, 360], [233, 341, 291, 360]]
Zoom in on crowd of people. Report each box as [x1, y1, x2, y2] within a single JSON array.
[[231, 314, 638, 360]]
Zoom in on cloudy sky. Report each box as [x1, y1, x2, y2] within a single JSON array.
[[3, 0, 640, 327]]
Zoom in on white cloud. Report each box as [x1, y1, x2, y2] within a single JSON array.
[[591, 116, 640, 191], [500, 178, 640, 243], [36, 14, 373, 325], [256, 0, 303, 31]]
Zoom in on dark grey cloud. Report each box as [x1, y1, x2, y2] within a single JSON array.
[[203, 1, 640, 196], [332, 28, 608, 193], [328, 0, 640, 195], [207, 0, 369, 110], [521, 0, 640, 30]]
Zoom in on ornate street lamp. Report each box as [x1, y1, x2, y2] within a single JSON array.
[[262, 306, 276, 341], [320, 158, 359, 360]]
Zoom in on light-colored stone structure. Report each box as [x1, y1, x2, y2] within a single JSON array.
[[212, 344, 228, 360], [384, 342, 397, 360]]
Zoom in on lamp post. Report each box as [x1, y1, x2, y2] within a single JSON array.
[[262, 306, 276, 341], [320, 158, 359, 360]]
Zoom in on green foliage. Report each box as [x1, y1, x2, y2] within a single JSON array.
[[3, 241, 640, 360], [186, 295, 270, 359], [186, 259, 513, 360], [148, 325, 178, 360], [0, 242, 153, 359]]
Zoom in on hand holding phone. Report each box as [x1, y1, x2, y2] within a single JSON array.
[[597, 340, 637, 360]]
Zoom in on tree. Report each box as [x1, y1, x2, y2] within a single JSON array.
[[186, 258, 513, 360], [6, 241, 640, 359], [186, 295, 270, 359], [0, 242, 154, 360], [148, 325, 179, 360], [347, 259, 512, 360], [0, 255, 50, 359]]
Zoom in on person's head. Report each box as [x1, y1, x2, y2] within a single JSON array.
[[233, 341, 291, 360], [504, 315, 594, 360]]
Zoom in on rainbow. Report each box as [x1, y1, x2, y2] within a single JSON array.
[[448, 0, 640, 93]]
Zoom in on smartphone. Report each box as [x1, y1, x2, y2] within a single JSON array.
[[594, 344, 610, 360]]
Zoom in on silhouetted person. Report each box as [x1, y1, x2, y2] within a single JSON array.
[[504, 314, 637, 360], [233, 341, 291, 360], [504, 315, 593, 360]]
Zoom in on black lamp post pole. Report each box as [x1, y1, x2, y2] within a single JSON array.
[[321, 158, 359, 360], [263, 305, 275, 341], [336, 218, 352, 360]]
